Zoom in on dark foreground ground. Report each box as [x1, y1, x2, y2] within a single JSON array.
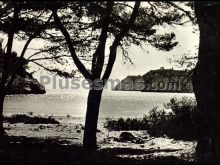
[[0, 136, 189, 164]]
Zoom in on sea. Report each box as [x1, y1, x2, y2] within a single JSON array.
[[3, 89, 195, 119]]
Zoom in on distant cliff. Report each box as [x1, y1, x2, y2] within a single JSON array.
[[114, 68, 193, 93], [0, 54, 46, 95]]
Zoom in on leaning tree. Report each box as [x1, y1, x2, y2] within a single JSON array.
[[48, 1, 193, 150]]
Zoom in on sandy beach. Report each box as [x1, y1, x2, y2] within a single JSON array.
[[3, 115, 196, 162]]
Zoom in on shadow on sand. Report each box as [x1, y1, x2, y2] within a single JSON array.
[[0, 136, 189, 164]]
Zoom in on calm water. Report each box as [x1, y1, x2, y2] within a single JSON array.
[[4, 89, 195, 118]]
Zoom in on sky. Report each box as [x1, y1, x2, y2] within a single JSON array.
[[110, 24, 199, 80], [4, 12, 199, 91], [38, 23, 198, 90]]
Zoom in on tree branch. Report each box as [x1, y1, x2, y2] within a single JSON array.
[[6, 13, 53, 91], [52, 9, 94, 80], [91, 1, 114, 78], [102, 1, 140, 82], [31, 61, 74, 78], [27, 55, 71, 62], [31, 61, 57, 72], [165, 1, 195, 23]]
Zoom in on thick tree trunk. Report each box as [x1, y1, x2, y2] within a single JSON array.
[[194, 2, 220, 163], [83, 88, 103, 150]]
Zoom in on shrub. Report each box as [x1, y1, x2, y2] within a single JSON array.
[[104, 117, 149, 131], [4, 114, 60, 124], [104, 97, 198, 141], [159, 97, 198, 140]]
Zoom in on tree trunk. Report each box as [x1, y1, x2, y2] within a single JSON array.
[[83, 88, 103, 150], [194, 2, 220, 163]]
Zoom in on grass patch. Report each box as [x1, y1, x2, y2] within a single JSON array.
[[4, 114, 59, 124], [104, 97, 198, 141]]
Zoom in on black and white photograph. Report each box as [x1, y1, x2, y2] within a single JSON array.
[[0, 1, 219, 164]]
